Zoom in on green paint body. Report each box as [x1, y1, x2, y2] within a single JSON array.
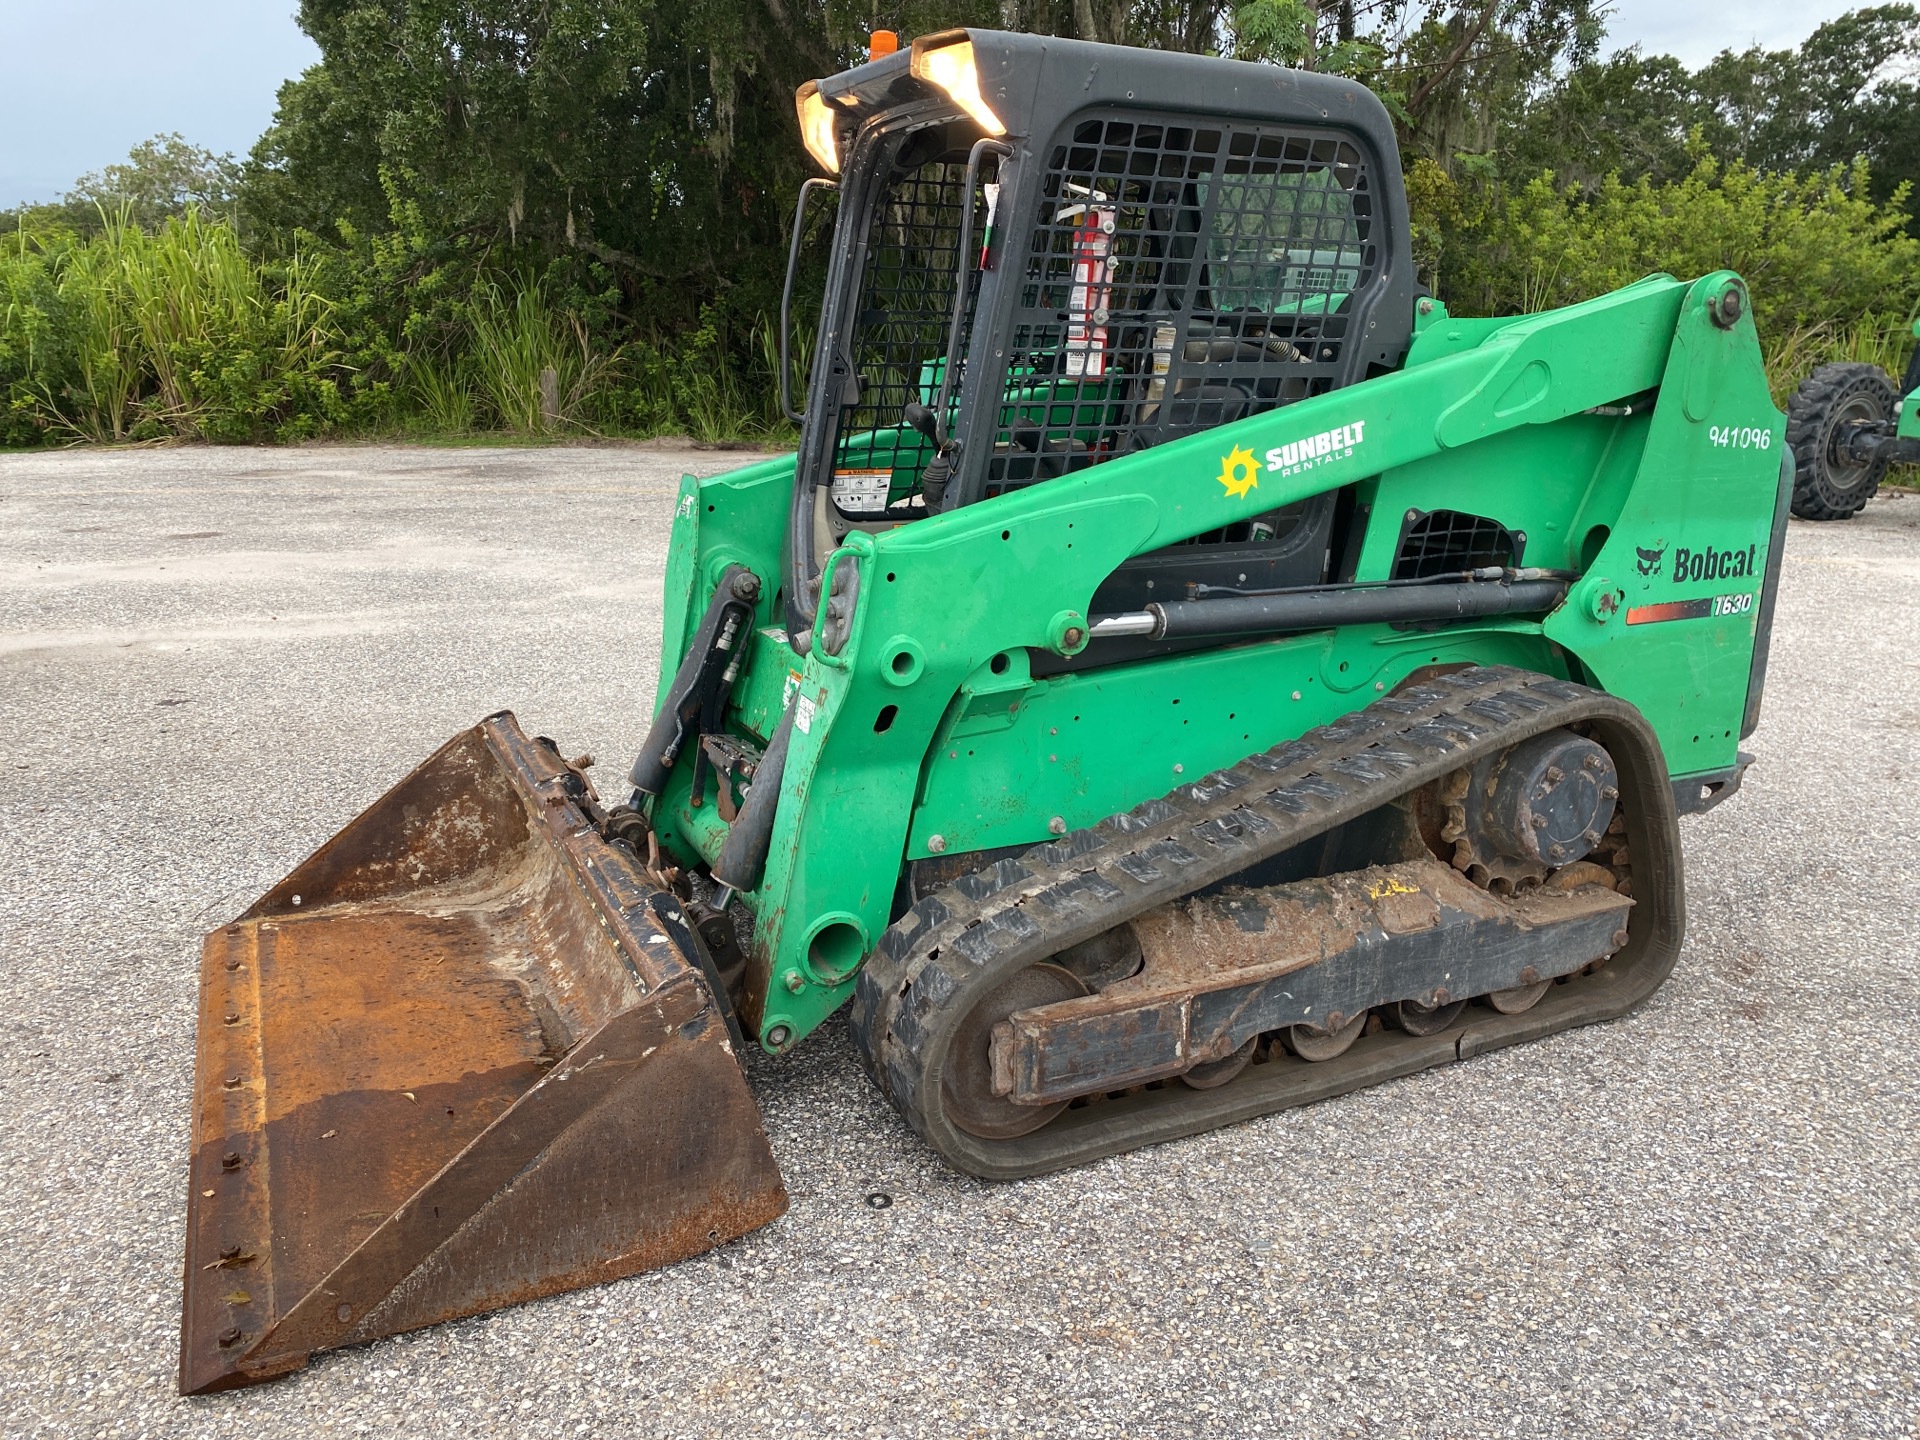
[[1901, 321, 1920, 440], [649, 272, 1785, 1053]]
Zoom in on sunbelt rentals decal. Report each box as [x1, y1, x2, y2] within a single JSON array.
[[1216, 420, 1368, 498]]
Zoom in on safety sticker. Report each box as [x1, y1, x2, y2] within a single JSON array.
[[795, 694, 817, 734], [832, 469, 892, 515]]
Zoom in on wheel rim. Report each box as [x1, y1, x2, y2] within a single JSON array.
[[1824, 387, 1893, 496], [941, 962, 1088, 1139]]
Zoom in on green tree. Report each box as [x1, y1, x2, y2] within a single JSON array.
[[1496, 7, 1920, 218], [68, 135, 241, 230]]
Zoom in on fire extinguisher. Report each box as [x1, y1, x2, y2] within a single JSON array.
[[1063, 189, 1114, 379]]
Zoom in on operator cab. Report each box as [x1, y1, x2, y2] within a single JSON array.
[[781, 31, 1418, 653]]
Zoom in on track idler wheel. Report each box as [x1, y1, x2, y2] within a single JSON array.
[[1284, 1012, 1366, 1062], [1181, 1036, 1258, 1090], [1391, 996, 1467, 1035], [1488, 979, 1551, 1014], [943, 963, 1088, 1139]]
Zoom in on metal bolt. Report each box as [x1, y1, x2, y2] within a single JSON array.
[[731, 572, 762, 601], [766, 1025, 793, 1048], [785, 971, 805, 994], [1544, 766, 1564, 784], [1062, 626, 1085, 649], [221, 1152, 243, 1171], [1611, 928, 1630, 948], [1048, 816, 1067, 836], [1600, 785, 1619, 801], [1531, 815, 1548, 829], [1173, 763, 1184, 774], [1548, 844, 1567, 861], [1418, 298, 1435, 315], [223, 1012, 241, 1026], [336, 1303, 353, 1322], [217, 1326, 243, 1348], [1290, 690, 1302, 701], [1583, 754, 1605, 771], [927, 834, 947, 854], [223, 1075, 242, 1090]]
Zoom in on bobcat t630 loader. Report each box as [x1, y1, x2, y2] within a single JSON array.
[[180, 29, 1791, 1391]]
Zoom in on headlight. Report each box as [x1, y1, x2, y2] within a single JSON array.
[[796, 85, 842, 174], [911, 39, 1005, 136]]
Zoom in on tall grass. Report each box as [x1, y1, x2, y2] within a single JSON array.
[[56, 233, 143, 441], [1763, 305, 1918, 403], [466, 277, 606, 434], [408, 352, 475, 434], [2, 206, 339, 442], [0, 209, 803, 446]]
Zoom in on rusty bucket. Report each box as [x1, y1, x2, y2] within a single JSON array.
[[179, 715, 787, 1394]]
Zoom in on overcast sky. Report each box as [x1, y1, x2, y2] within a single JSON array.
[[0, 1, 1877, 209]]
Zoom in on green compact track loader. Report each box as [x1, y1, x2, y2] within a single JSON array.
[[1783, 318, 1920, 518], [180, 29, 1791, 1392]]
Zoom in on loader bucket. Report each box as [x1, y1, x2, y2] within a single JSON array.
[[179, 714, 787, 1394]]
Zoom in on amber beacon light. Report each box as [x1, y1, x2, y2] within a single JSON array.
[[911, 38, 1006, 135]]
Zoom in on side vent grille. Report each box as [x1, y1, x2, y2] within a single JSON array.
[[1392, 510, 1521, 579]]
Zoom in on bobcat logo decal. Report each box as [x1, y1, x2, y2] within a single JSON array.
[[1635, 544, 1666, 577]]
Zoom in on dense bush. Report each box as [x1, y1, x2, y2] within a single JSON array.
[[0, 204, 803, 445], [1410, 151, 1920, 399]]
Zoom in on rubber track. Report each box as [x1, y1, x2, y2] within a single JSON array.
[[850, 666, 1685, 1180]]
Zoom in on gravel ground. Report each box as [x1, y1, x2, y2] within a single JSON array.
[[0, 444, 1915, 1440]]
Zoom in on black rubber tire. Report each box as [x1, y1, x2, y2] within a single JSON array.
[[1786, 362, 1897, 520]]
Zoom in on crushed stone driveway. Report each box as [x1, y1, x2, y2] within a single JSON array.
[[1, 444, 1916, 1439]]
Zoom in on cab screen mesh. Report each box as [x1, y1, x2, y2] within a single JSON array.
[[982, 112, 1378, 497], [829, 148, 987, 510]]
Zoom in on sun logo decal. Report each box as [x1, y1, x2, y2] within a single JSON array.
[[1216, 445, 1260, 499]]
